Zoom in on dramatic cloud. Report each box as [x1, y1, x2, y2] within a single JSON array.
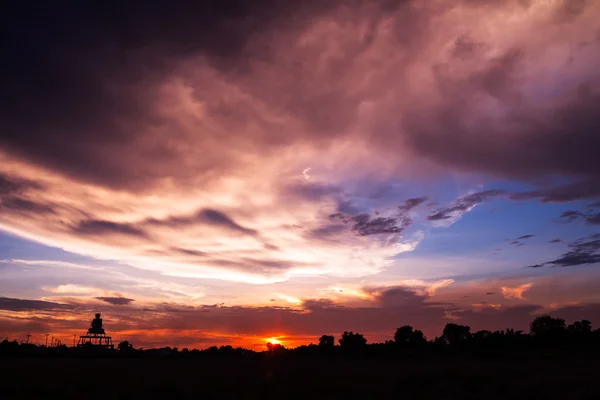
[[529, 234, 600, 268], [1, 0, 600, 348], [0, 0, 598, 282]]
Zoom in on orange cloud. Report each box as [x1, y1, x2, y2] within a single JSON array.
[[501, 283, 534, 300]]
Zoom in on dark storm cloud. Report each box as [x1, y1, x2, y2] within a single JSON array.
[[0, 0, 597, 198], [403, 48, 600, 189], [0, 0, 598, 284], [74, 220, 149, 238], [95, 297, 135, 305], [0, 1, 346, 189], [529, 234, 600, 268], [427, 190, 505, 221], [0, 297, 71, 311]]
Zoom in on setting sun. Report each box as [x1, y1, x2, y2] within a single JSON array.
[[265, 337, 281, 345]]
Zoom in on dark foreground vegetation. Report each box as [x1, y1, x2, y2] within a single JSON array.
[[3, 316, 600, 399]]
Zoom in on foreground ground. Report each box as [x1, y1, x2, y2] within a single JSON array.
[[2, 355, 600, 399]]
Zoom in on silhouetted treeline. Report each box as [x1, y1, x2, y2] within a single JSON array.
[[3, 315, 600, 359]]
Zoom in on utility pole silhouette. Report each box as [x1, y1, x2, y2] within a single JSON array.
[[45, 333, 49, 347], [51, 336, 55, 347], [25, 332, 31, 344]]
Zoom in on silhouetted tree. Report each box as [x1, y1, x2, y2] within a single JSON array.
[[530, 315, 566, 339], [266, 342, 285, 352], [568, 320, 592, 335], [118, 340, 133, 352], [442, 323, 471, 346], [0, 339, 20, 355], [394, 325, 426, 348], [339, 331, 367, 353], [505, 328, 524, 337], [318, 335, 335, 349]]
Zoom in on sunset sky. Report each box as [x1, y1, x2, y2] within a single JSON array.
[[1, 0, 599, 350]]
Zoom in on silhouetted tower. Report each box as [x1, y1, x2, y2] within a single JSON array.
[[77, 313, 114, 349], [25, 332, 31, 344], [45, 333, 49, 347]]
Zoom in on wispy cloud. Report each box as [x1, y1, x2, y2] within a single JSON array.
[[427, 190, 505, 227]]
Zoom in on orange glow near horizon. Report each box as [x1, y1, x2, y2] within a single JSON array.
[[265, 337, 281, 345]]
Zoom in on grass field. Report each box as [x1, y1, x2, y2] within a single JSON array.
[[2, 355, 600, 399]]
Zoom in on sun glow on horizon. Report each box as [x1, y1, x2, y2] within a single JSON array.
[[265, 337, 281, 345]]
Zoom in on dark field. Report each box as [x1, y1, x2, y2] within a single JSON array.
[[3, 356, 600, 399]]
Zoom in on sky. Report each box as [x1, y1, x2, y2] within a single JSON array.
[[1, 0, 599, 351]]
